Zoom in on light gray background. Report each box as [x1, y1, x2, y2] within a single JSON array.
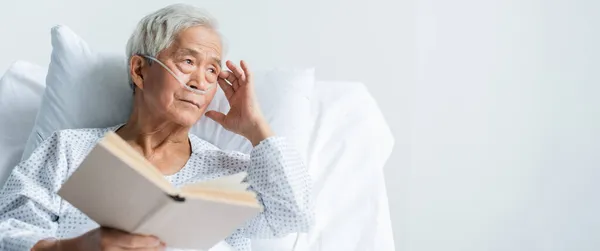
[[0, 1, 598, 251], [411, 1, 599, 251]]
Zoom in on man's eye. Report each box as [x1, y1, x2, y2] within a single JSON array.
[[208, 68, 216, 73], [184, 59, 194, 65]]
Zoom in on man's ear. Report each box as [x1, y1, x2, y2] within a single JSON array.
[[129, 55, 146, 90]]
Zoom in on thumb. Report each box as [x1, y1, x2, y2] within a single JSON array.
[[205, 111, 227, 125]]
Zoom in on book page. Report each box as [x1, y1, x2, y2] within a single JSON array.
[[133, 196, 262, 250], [181, 172, 250, 192], [101, 132, 175, 194], [180, 189, 260, 208], [58, 141, 173, 232]]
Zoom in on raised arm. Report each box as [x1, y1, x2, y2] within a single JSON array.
[[206, 60, 314, 248], [240, 136, 312, 238]]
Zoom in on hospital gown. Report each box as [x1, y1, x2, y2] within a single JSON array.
[[0, 125, 313, 251]]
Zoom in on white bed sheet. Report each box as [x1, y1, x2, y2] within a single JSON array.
[[302, 81, 396, 251]]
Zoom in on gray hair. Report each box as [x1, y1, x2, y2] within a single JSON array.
[[125, 4, 221, 91]]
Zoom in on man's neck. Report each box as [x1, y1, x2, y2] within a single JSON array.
[[117, 106, 191, 158]]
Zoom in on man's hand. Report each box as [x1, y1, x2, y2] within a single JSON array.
[[206, 60, 274, 146], [32, 227, 165, 251]]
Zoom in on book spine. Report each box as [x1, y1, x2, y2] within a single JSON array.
[[132, 194, 175, 234]]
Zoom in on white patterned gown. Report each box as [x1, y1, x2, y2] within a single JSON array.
[[0, 125, 313, 251]]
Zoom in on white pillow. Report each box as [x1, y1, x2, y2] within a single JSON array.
[[22, 25, 315, 161], [0, 61, 46, 187]]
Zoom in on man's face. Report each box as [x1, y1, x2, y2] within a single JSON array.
[[138, 26, 223, 126]]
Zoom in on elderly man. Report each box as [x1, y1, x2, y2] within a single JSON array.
[[0, 4, 313, 251]]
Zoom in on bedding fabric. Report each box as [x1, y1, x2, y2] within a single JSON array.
[[0, 64, 396, 251], [303, 81, 396, 251], [0, 61, 46, 188]]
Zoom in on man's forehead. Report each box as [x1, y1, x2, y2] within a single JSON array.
[[171, 38, 222, 58], [174, 47, 216, 55], [173, 27, 222, 53]]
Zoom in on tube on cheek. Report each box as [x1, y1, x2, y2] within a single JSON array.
[[140, 55, 214, 95]]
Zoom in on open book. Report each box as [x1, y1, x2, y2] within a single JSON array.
[[58, 131, 262, 250]]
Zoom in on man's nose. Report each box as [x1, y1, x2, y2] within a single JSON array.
[[187, 70, 210, 91]]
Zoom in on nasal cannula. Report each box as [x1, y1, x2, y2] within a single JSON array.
[[140, 54, 215, 95]]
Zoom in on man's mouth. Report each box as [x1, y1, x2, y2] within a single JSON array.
[[180, 99, 200, 108]]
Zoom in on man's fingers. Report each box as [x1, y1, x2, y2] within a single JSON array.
[[218, 70, 231, 79], [119, 235, 161, 249], [226, 60, 246, 82], [219, 70, 234, 82], [227, 73, 239, 91], [205, 110, 227, 126], [130, 243, 167, 251], [220, 70, 239, 91], [104, 229, 161, 249], [240, 60, 253, 84], [217, 78, 234, 98]]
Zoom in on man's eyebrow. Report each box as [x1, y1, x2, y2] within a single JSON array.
[[176, 48, 221, 66], [176, 48, 200, 56], [212, 57, 222, 67]]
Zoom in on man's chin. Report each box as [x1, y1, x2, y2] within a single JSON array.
[[171, 112, 203, 128]]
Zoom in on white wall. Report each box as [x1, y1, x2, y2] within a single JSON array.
[[411, 0, 599, 251]]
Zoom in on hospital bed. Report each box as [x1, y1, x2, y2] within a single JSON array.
[[0, 53, 395, 251]]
